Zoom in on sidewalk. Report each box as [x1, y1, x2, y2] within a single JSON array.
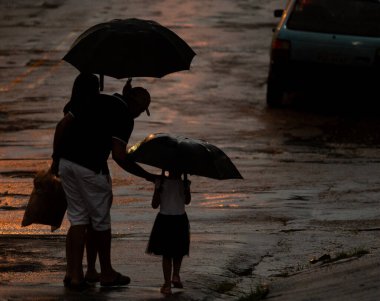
[[1, 251, 379, 301], [0, 233, 243, 301], [1, 236, 380, 301], [0, 284, 199, 301]]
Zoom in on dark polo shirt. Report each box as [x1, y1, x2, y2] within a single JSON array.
[[60, 93, 133, 174]]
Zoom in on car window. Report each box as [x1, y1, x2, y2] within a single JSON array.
[[286, 0, 380, 37]]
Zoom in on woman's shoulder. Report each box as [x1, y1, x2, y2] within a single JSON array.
[[97, 94, 132, 119]]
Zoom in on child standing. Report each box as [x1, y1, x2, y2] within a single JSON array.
[[146, 169, 191, 295]]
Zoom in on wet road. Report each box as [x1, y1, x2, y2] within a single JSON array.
[[1, 0, 380, 300]]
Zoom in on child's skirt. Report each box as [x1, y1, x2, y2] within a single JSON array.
[[146, 213, 190, 257]]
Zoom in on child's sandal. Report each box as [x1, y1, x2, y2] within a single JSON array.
[[160, 283, 172, 295], [172, 280, 183, 288]]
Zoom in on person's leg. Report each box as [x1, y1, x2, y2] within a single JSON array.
[[59, 159, 89, 287], [161, 256, 172, 294], [95, 229, 130, 286], [96, 229, 114, 278], [172, 256, 183, 288], [75, 171, 128, 286], [66, 224, 87, 285], [84, 224, 100, 282]]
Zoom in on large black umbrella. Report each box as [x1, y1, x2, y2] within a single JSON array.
[[127, 133, 243, 180], [63, 18, 196, 87]]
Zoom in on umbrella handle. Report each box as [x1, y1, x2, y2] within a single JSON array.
[[100, 74, 104, 91], [127, 78, 132, 88]]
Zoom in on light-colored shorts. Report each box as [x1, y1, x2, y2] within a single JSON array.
[[59, 158, 113, 231]]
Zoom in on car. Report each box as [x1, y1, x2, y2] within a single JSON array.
[[266, 0, 380, 107]]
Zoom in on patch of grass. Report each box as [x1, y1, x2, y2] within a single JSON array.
[[236, 284, 269, 301], [296, 262, 308, 272], [310, 247, 370, 265], [273, 271, 289, 278], [333, 247, 369, 262], [213, 280, 237, 294]]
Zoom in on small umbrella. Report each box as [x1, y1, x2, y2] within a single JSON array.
[[63, 18, 196, 89], [127, 133, 243, 180]]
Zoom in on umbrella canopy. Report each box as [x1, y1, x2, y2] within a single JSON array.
[[63, 18, 196, 79], [127, 133, 243, 180]]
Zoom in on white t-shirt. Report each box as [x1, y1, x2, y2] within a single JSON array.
[[156, 178, 186, 215]]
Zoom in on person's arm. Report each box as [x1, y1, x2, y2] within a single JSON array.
[[111, 138, 157, 182], [51, 113, 74, 175]]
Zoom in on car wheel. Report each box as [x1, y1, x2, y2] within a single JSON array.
[[266, 79, 284, 107]]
